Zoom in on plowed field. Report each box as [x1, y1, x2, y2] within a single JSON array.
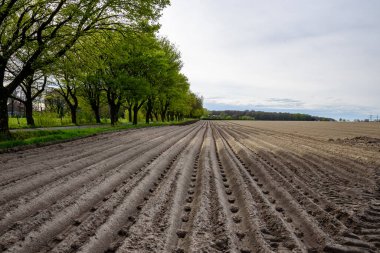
[[0, 121, 379, 253]]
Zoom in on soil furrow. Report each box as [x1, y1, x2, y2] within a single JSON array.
[[0, 125, 194, 231], [0, 125, 186, 202], [0, 126, 178, 187], [213, 125, 274, 253], [216, 124, 333, 252], [0, 121, 378, 253], [2, 124, 202, 253], [43, 126, 202, 253], [75, 124, 205, 253], [0, 127, 163, 172], [177, 123, 234, 252]]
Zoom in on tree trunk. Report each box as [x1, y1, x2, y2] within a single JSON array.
[[133, 104, 139, 125], [160, 112, 165, 122], [90, 103, 101, 124], [110, 102, 121, 126], [10, 99, 14, 116], [145, 111, 149, 124], [94, 106, 101, 124], [95, 110, 101, 124], [154, 112, 159, 122], [109, 104, 117, 126], [0, 91, 11, 139], [160, 102, 169, 122], [145, 98, 153, 124], [128, 107, 132, 123], [70, 106, 77, 125], [106, 89, 121, 126], [25, 99, 35, 126]]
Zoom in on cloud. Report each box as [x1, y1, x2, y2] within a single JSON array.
[[160, 0, 380, 120], [205, 96, 227, 100], [266, 98, 304, 107]]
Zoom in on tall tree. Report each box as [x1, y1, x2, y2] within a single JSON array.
[[56, 76, 79, 125], [10, 71, 47, 126], [82, 74, 103, 123], [0, 0, 169, 139]]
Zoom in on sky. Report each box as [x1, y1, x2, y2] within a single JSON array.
[[159, 0, 380, 120]]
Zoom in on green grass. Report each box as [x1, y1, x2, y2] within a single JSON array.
[[0, 120, 197, 150], [9, 115, 74, 129], [8, 114, 138, 129]]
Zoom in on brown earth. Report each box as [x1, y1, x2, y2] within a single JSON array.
[[0, 121, 379, 253]]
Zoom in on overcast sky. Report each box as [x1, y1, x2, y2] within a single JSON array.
[[159, 0, 380, 120]]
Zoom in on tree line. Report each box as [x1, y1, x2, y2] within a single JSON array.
[[0, 0, 203, 140], [205, 110, 335, 121]]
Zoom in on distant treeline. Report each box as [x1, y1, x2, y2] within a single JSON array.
[[204, 110, 335, 121]]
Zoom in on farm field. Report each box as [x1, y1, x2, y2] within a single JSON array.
[[0, 121, 379, 253], [230, 120, 380, 139]]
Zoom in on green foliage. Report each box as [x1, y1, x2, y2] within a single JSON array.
[[0, 0, 204, 140], [0, 0, 172, 138]]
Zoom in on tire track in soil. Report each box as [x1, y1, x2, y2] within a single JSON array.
[[324, 170, 380, 253], [1, 123, 203, 253]]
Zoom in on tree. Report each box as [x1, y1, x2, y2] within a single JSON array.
[[10, 71, 47, 126], [154, 39, 185, 122], [0, 0, 170, 139], [58, 34, 111, 124], [44, 88, 66, 119], [158, 73, 189, 122], [56, 76, 79, 125], [188, 92, 204, 118], [111, 33, 158, 125], [82, 74, 103, 123], [52, 51, 89, 125]]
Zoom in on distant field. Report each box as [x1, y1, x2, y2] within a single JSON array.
[[229, 120, 380, 139]]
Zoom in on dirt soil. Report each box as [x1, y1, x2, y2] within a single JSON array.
[[0, 121, 379, 253]]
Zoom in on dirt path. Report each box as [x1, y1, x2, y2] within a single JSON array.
[[0, 121, 378, 253]]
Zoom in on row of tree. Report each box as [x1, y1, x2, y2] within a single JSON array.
[[205, 110, 334, 121], [0, 0, 203, 139]]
